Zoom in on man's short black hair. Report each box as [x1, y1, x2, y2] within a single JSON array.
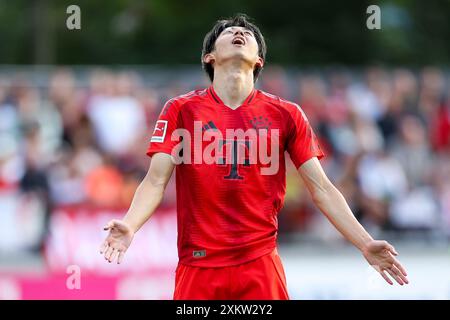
[[201, 14, 267, 83]]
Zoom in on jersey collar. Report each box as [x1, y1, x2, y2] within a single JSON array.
[[207, 85, 256, 107]]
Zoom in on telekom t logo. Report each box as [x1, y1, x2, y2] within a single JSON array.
[[218, 139, 251, 180]]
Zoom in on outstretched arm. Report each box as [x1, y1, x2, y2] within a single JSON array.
[[298, 157, 408, 285], [100, 153, 175, 264]]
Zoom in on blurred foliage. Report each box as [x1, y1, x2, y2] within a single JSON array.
[[0, 0, 448, 65]]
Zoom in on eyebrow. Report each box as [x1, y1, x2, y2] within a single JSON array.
[[223, 26, 253, 33]]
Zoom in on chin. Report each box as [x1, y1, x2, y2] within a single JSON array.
[[222, 50, 254, 62]]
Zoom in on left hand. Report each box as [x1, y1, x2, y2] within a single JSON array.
[[362, 240, 409, 285]]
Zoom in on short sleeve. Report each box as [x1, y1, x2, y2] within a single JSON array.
[[285, 104, 324, 168], [146, 99, 182, 157]]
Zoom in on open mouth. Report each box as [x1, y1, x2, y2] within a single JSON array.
[[232, 37, 246, 46]]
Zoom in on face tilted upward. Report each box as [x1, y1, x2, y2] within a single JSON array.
[[209, 26, 262, 69]]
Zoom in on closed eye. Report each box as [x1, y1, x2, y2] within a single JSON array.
[[222, 29, 254, 37]]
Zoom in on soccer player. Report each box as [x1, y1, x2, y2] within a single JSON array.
[[100, 14, 408, 299]]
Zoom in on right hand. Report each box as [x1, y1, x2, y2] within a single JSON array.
[[100, 219, 134, 264]]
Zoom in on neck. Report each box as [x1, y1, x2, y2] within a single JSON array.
[[212, 62, 254, 109]]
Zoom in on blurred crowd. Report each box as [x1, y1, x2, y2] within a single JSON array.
[[0, 66, 449, 252]]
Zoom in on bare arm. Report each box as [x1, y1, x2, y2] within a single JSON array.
[[123, 153, 175, 233], [100, 153, 175, 264], [299, 157, 372, 251], [298, 157, 408, 285]]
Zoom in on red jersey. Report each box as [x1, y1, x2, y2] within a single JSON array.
[[147, 86, 324, 267]]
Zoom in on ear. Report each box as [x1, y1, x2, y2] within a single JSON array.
[[255, 57, 264, 68], [203, 53, 215, 65]]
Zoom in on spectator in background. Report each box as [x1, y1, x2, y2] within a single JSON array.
[[84, 153, 124, 208], [347, 68, 385, 123], [391, 115, 430, 187], [297, 74, 327, 127], [0, 77, 22, 188], [48, 148, 87, 206], [430, 97, 450, 152], [87, 71, 147, 157], [431, 153, 450, 234], [357, 150, 408, 230], [47, 114, 101, 206], [418, 67, 445, 117], [48, 69, 83, 147], [19, 123, 51, 252], [377, 69, 418, 146]]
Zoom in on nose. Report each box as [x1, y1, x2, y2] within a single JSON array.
[[234, 29, 245, 37]]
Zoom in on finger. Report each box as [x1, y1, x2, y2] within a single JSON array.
[[99, 241, 108, 254], [104, 219, 121, 231], [385, 242, 398, 256], [393, 259, 408, 277], [379, 270, 393, 285], [104, 246, 114, 261], [386, 268, 404, 285], [117, 251, 125, 264], [103, 220, 114, 231], [391, 265, 409, 284], [389, 247, 398, 256], [108, 248, 118, 263]]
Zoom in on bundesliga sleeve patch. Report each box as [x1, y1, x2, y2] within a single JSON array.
[[150, 120, 168, 143]]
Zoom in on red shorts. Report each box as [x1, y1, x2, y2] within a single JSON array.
[[173, 249, 289, 300]]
